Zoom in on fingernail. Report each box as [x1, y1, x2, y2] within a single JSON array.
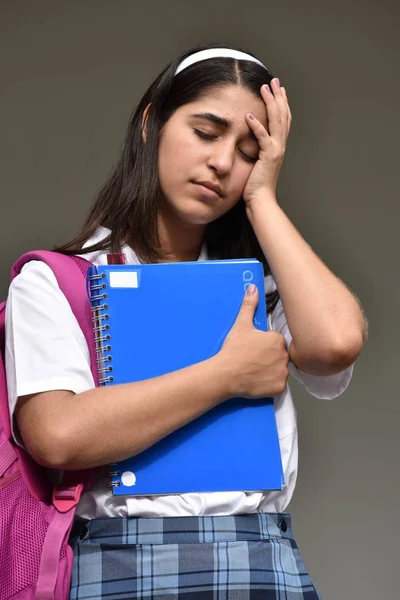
[[263, 84, 271, 93], [246, 284, 256, 295], [248, 113, 255, 120], [281, 86, 287, 97], [275, 78, 280, 87]]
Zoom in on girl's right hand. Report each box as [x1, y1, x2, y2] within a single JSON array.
[[218, 284, 289, 399]]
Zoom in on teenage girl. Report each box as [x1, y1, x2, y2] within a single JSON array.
[[6, 43, 367, 599]]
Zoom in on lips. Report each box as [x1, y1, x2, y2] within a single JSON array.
[[193, 181, 223, 197]]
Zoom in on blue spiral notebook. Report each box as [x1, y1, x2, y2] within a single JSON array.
[[87, 259, 284, 496]]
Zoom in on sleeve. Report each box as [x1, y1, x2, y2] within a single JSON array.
[[5, 260, 96, 444], [265, 275, 354, 400]]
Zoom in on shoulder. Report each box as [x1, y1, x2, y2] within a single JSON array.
[[6, 257, 92, 365], [9, 260, 60, 296], [7, 258, 86, 328]]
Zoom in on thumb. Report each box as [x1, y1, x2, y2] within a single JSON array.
[[234, 284, 259, 327]]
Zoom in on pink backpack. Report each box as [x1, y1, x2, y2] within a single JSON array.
[[0, 251, 98, 600]]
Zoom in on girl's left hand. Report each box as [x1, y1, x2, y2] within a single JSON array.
[[242, 78, 292, 205]]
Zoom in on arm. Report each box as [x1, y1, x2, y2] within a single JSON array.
[[16, 355, 229, 471], [247, 196, 366, 375], [244, 80, 367, 375]]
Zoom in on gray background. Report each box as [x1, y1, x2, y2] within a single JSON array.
[[1, 1, 398, 598]]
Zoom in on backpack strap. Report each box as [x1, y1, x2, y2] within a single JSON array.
[[36, 509, 79, 600], [11, 251, 100, 503]]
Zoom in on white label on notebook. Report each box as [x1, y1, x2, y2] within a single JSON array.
[[121, 471, 137, 487], [109, 271, 139, 288]]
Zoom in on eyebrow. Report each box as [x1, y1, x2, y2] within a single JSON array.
[[190, 112, 258, 142]]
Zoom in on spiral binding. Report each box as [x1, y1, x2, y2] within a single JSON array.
[[89, 270, 123, 489], [89, 271, 114, 385], [109, 463, 121, 488]]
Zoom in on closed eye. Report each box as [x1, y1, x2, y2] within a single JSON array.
[[240, 150, 258, 164], [193, 129, 216, 140], [193, 129, 258, 164]]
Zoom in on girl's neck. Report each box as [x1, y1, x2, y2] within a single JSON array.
[[156, 209, 205, 263]]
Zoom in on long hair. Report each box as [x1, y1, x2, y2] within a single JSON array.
[[56, 42, 280, 312]]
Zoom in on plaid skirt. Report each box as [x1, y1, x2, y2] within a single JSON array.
[[69, 513, 322, 599]]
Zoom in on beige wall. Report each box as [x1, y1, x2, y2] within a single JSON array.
[[1, 1, 398, 598]]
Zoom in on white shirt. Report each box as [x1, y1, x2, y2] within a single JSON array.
[[5, 227, 354, 518]]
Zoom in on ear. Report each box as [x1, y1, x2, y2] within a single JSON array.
[[141, 103, 151, 143]]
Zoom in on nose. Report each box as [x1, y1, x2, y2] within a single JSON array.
[[207, 141, 234, 176]]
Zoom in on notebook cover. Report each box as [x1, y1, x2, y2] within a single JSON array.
[[88, 259, 284, 495]]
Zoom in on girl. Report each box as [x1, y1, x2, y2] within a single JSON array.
[[6, 43, 366, 599]]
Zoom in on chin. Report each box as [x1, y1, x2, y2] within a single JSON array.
[[178, 213, 215, 227], [174, 201, 224, 226], [182, 209, 225, 227]]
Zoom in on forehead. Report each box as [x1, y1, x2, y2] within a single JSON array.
[[178, 84, 267, 127]]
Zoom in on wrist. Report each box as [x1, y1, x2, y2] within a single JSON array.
[[208, 352, 236, 401], [245, 189, 277, 208], [245, 190, 279, 222]]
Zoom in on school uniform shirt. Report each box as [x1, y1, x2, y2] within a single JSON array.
[[5, 227, 354, 518]]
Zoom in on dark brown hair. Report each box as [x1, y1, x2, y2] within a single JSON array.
[[56, 42, 280, 312]]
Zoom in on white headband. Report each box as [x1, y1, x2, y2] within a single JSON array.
[[174, 48, 267, 75]]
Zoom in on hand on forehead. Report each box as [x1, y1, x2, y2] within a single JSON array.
[[182, 84, 268, 133]]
